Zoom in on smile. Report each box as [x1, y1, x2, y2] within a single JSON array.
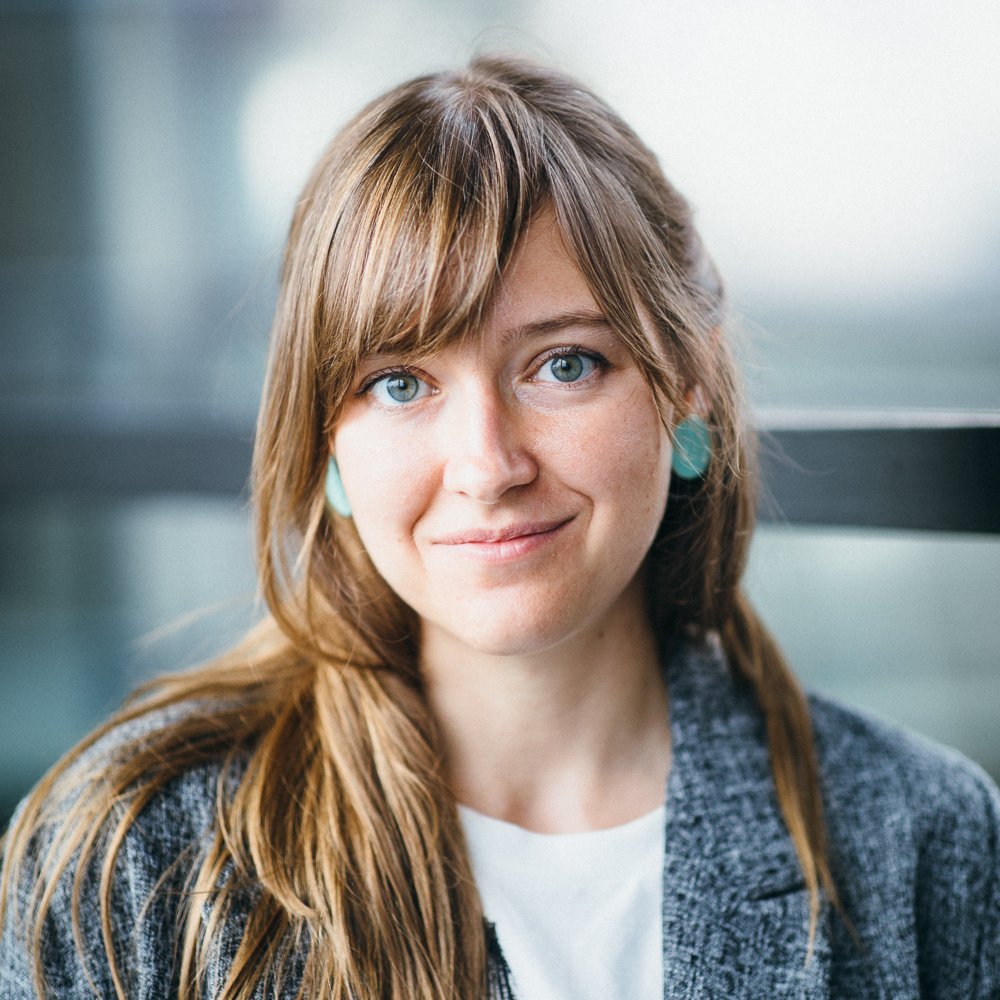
[[430, 517, 574, 562]]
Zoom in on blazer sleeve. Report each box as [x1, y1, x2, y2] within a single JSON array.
[[914, 752, 1000, 999], [1, 763, 219, 999], [970, 774, 999, 998], [1, 816, 124, 998]]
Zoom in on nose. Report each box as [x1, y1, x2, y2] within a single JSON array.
[[440, 387, 538, 504]]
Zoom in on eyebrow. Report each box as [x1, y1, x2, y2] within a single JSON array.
[[358, 309, 615, 367], [498, 309, 614, 347]]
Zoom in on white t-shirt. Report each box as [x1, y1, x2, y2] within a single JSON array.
[[458, 804, 666, 1000]]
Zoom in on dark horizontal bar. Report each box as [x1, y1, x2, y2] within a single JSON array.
[[1, 421, 998, 533], [0, 423, 254, 499], [757, 426, 1000, 533]]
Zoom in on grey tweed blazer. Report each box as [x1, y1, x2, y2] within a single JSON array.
[[2, 640, 999, 998]]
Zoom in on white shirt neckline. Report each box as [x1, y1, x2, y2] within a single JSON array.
[[459, 802, 666, 1000]]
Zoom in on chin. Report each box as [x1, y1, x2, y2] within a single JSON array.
[[438, 607, 585, 659], [464, 633, 557, 658]]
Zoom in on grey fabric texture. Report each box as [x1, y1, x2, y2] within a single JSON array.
[[2, 640, 999, 998]]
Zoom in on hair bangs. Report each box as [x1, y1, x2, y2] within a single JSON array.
[[315, 75, 551, 422]]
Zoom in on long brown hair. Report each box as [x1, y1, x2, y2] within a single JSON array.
[[1, 55, 836, 998]]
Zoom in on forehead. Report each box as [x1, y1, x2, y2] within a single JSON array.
[[485, 207, 601, 336]]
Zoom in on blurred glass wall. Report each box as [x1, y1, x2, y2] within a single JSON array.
[[2, 0, 998, 824]]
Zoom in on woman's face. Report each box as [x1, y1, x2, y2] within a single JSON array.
[[332, 209, 674, 658]]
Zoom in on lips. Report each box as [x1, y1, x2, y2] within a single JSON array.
[[431, 517, 573, 546], [426, 516, 574, 564]]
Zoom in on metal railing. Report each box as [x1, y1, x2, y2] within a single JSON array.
[[3, 411, 998, 533]]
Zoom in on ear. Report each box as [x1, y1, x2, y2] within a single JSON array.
[[684, 383, 711, 420], [683, 324, 721, 419]]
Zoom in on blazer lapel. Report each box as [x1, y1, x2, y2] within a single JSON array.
[[661, 640, 830, 998]]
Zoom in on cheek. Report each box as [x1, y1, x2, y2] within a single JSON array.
[[611, 445, 672, 559], [332, 424, 430, 563], [578, 398, 672, 525], [341, 480, 429, 613]]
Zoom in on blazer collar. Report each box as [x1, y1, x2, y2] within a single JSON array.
[[661, 639, 830, 997]]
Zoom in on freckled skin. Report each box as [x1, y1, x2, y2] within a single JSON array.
[[333, 210, 673, 660]]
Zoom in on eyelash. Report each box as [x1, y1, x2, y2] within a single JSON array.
[[355, 346, 610, 401], [356, 364, 425, 397], [534, 345, 609, 382]]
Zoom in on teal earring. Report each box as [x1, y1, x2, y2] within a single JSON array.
[[671, 416, 712, 480], [325, 457, 352, 517]]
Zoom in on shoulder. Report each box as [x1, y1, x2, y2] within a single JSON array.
[[37, 703, 239, 865], [1, 705, 246, 999], [807, 692, 1000, 843], [807, 693, 1000, 996]]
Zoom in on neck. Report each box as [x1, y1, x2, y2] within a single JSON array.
[[420, 586, 671, 834]]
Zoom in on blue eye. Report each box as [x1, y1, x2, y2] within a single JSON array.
[[538, 352, 599, 384], [368, 371, 429, 406]]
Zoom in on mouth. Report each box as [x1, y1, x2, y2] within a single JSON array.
[[430, 517, 574, 561], [433, 518, 572, 545]]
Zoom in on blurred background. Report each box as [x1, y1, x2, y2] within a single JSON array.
[[2, 0, 999, 826]]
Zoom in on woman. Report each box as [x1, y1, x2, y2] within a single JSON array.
[[1, 55, 998, 999]]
